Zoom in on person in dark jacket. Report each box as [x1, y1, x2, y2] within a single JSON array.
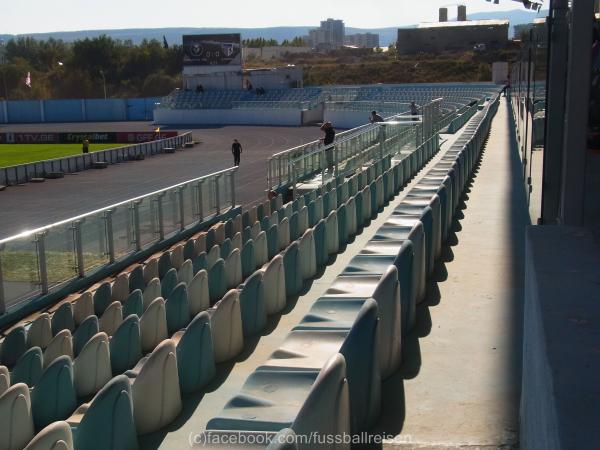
[[370, 110, 384, 123], [320, 121, 336, 175], [232, 139, 242, 166]]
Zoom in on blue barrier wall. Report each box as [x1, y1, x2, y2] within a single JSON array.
[[0, 97, 159, 124]]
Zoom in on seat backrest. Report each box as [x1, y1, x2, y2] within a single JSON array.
[[158, 251, 172, 279], [183, 239, 197, 262], [209, 290, 244, 364], [93, 282, 112, 317], [161, 268, 179, 299], [225, 248, 242, 289], [254, 231, 268, 268], [178, 259, 194, 286], [231, 232, 242, 251], [282, 242, 302, 298], [43, 330, 73, 369], [111, 273, 129, 303], [110, 315, 142, 375], [261, 255, 286, 315], [325, 210, 339, 255], [298, 229, 317, 281], [72, 292, 94, 326], [267, 224, 279, 260], [142, 277, 161, 311], [278, 217, 290, 252], [251, 221, 261, 241], [27, 313, 52, 350], [220, 238, 232, 260], [207, 244, 221, 270], [208, 259, 227, 304], [142, 258, 159, 285], [0, 365, 9, 396], [73, 315, 99, 357], [188, 269, 210, 316], [73, 332, 112, 398], [170, 244, 185, 270], [1, 326, 27, 368], [10, 347, 43, 387], [192, 251, 208, 275], [289, 211, 300, 241], [31, 355, 77, 430], [23, 421, 74, 450], [122, 289, 143, 318], [98, 301, 123, 336], [52, 303, 75, 336], [166, 283, 191, 335], [140, 297, 168, 353], [74, 375, 138, 450], [0, 383, 35, 450], [241, 239, 256, 280]]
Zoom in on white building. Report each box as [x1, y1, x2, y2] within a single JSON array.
[[308, 19, 345, 50]]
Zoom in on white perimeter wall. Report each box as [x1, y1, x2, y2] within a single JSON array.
[[154, 108, 303, 126], [324, 110, 371, 129]]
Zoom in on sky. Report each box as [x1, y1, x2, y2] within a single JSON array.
[[1, 0, 538, 34]]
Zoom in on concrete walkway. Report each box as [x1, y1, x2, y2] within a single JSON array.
[[376, 99, 530, 448]]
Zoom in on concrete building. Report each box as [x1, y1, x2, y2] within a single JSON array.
[[307, 18, 345, 50], [344, 33, 380, 49], [242, 46, 312, 61]]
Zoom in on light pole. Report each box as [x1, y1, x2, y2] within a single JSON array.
[[99, 70, 107, 99]]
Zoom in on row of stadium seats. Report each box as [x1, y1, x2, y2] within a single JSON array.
[[204, 96, 500, 448], [0, 143, 422, 449]]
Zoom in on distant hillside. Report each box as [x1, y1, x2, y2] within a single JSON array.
[[0, 9, 546, 47]]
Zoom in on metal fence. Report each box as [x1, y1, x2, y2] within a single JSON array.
[[0, 166, 237, 313], [231, 101, 313, 110], [0, 132, 193, 186]]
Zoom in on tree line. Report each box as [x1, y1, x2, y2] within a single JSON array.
[[0, 36, 183, 100]]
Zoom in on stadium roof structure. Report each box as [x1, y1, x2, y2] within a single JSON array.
[[416, 19, 510, 29]]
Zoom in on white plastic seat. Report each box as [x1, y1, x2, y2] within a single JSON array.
[[207, 244, 221, 269], [231, 232, 242, 251], [23, 421, 74, 450], [298, 229, 317, 280], [188, 270, 210, 316], [261, 255, 286, 315], [178, 259, 194, 286], [142, 277, 161, 311], [225, 248, 243, 289], [254, 231, 268, 268], [27, 313, 52, 350], [43, 330, 73, 369], [251, 221, 261, 241], [126, 339, 182, 435], [98, 301, 123, 336], [140, 298, 168, 353], [73, 332, 112, 398], [298, 206, 309, 237], [270, 211, 279, 227], [111, 273, 129, 303], [208, 290, 244, 363], [346, 197, 357, 237], [0, 383, 35, 450], [0, 365, 9, 396], [143, 258, 159, 284], [72, 292, 94, 326], [325, 211, 340, 256], [278, 217, 290, 251], [233, 215, 242, 235], [170, 244, 185, 270], [194, 234, 206, 255]]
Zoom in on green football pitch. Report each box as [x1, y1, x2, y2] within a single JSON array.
[[0, 143, 122, 168]]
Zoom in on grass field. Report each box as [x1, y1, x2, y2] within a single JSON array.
[[0, 143, 122, 167]]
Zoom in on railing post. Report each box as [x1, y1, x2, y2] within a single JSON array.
[[291, 160, 297, 200], [156, 194, 165, 240], [215, 175, 221, 215], [105, 210, 115, 263], [133, 202, 142, 251], [0, 246, 6, 314], [37, 233, 49, 294], [197, 180, 204, 222], [230, 169, 236, 208], [73, 221, 85, 276], [178, 188, 185, 231]]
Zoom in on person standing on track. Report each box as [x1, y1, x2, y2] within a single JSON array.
[[232, 139, 242, 166]]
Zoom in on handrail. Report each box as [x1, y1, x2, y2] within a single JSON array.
[[0, 166, 238, 313]]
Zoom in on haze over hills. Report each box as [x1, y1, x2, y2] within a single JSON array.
[[0, 9, 546, 47]]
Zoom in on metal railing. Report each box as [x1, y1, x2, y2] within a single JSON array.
[[231, 100, 313, 110], [0, 133, 193, 187], [0, 167, 237, 313]]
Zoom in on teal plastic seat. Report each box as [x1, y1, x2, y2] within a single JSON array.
[[370, 181, 378, 217], [1, 326, 27, 367], [390, 206, 435, 277], [123, 290, 143, 318], [208, 259, 227, 304], [206, 228, 216, 251], [73, 315, 99, 357], [31, 355, 76, 429], [220, 238, 232, 260], [10, 346, 43, 387], [257, 203, 266, 221], [322, 191, 332, 216], [72, 374, 139, 450], [313, 219, 328, 268], [165, 283, 191, 334], [93, 282, 112, 317], [297, 207, 309, 238], [174, 311, 216, 394], [193, 251, 208, 275], [307, 202, 316, 229], [110, 315, 142, 375], [242, 225, 252, 244], [289, 211, 300, 241], [242, 211, 251, 229], [395, 195, 442, 262], [283, 242, 302, 297], [267, 224, 279, 260], [238, 271, 267, 336], [161, 268, 179, 299], [158, 252, 172, 279], [325, 211, 339, 256], [183, 239, 196, 261], [260, 216, 271, 233], [241, 239, 256, 280], [128, 266, 145, 293], [337, 204, 348, 248], [225, 219, 234, 239], [51, 303, 75, 336]]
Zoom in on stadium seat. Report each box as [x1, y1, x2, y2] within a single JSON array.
[[233, 215, 242, 235], [161, 268, 179, 299], [110, 315, 142, 375], [282, 242, 302, 298], [31, 355, 77, 429], [43, 330, 73, 369], [165, 283, 190, 335], [207, 244, 221, 270], [192, 251, 208, 275], [10, 347, 43, 387], [142, 277, 161, 311], [225, 248, 243, 289], [158, 252, 172, 279], [231, 232, 242, 251], [173, 311, 216, 394], [140, 297, 168, 353], [23, 420, 73, 450], [238, 271, 267, 337], [261, 255, 286, 315], [242, 226, 252, 244], [122, 289, 143, 318], [0, 383, 35, 450], [178, 259, 194, 286], [267, 224, 279, 260], [93, 282, 112, 317], [184, 239, 197, 262], [313, 219, 328, 268], [188, 269, 210, 316], [27, 314, 52, 350], [73, 332, 112, 398], [346, 197, 357, 238], [208, 289, 244, 363], [126, 339, 182, 435], [52, 303, 75, 336], [254, 231, 268, 268], [143, 259, 159, 285], [171, 244, 185, 270], [73, 315, 99, 357], [111, 273, 129, 303], [194, 234, 207, 256], [241, 239, 255, 280], [298, 229, 317, 281], [72, 292, 94, 326], [298, 206, 309, 237], [0, 366, 9, 396], [220, 238, 232, 260], [325, 211, 339, 256], [278, 217, 290, 251], [99, 301, 123, 336], [208, 259, 227, 304]]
